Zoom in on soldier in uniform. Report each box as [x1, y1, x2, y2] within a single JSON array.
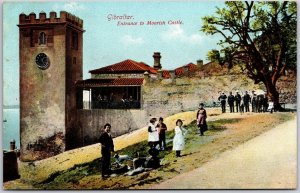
[[234, 91, 242, 112], [243, 91, 251, 112], [257, 94, 263, 112], [251, 91, 257, 112], [99, 123, 115, 178], [227, 92, 235, 113], [218, 92, 227, 113], [262, 94, 269, 112]]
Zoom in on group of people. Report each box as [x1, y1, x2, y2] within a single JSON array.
[[147, 117, 168, 151], [98, 103, 208, 178], [148, 103, 208, 158], [218, 90, 269, 113], [147, 117, 186, 157], [94, 93, 140, 109]]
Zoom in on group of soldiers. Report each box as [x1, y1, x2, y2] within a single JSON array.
[[218, 90, 269, 113]]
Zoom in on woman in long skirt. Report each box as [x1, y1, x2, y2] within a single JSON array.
[[196, 103, 207, 136]]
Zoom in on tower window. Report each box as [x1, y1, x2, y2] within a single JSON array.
[[39, 32, 47, 45], [73, 57, 76, 65], [72, 32, 78, 50]]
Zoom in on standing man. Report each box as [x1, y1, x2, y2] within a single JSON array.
[[227, 92, 235, 113], [218, 92, 227, 113], [251, 91, 257, 112], [262, 94, 269, 112], [243, 91, 251, 112], [234, 91, 242, 112], [99, 123, 114, 178], [156, 117, 167, 150]]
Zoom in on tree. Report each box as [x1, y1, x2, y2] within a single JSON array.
[[202, 1, 297, 111]]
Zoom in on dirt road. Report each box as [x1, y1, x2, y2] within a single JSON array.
[[152, 117, 297, 189]]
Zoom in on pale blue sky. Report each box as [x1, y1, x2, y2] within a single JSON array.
[[3, 1, 224, 105]]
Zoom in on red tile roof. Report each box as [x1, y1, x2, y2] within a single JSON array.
[[139, 62, 158, 74], [162, 70, 171, 78], [175, 63, 197, 76], [89, 59, 157, 74], [76, 78, 144, 87]]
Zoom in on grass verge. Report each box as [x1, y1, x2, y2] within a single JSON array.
[[34, 113, 294, 189]]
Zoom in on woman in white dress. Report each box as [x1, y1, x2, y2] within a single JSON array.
[[148, 118, 159, 149], [172, 119, 187, 157]]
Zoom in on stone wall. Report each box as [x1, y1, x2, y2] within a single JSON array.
[[77, 109, 148, 145], [142, 71, 296, 118], [142, 74, 263, 118], [276, 71, 297, 104], [77, 71, 296, 147]]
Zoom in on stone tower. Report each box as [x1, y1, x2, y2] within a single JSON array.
[[18, 11, 84, 161]]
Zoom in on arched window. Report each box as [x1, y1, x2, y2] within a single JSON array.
[[39, 32, 46, 45]]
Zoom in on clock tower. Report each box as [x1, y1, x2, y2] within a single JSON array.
[[18, 11, 84, 161]]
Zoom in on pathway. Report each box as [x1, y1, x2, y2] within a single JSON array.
[[152, 118, 297, 189]]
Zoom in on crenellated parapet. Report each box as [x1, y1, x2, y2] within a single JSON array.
[[19, 11, 83, 29]]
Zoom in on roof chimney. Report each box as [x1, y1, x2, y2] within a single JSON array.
[[197, 59, 203, 67], [153, 52, 162, 70]]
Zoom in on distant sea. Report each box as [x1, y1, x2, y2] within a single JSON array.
[[3, 108, 20, 150]]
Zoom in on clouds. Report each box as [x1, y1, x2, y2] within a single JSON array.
[[161, 25, 203, 45], [52, 2, 86, 13], [120, 35, 144, 46]]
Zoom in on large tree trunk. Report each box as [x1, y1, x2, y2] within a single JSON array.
[[264, 79, 284, 111]]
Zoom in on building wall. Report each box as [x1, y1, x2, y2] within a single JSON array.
[[77, 109, 148, 145]]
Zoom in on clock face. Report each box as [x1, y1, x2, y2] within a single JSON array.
[[35, 53, 50, 70]]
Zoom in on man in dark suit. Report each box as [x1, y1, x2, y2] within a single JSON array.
[[218, 92, 227, 113], [234, 91, 242, 112], [227, 92, 235, 113], [243, 91, 251, 112], [99, 123, 114, 178]]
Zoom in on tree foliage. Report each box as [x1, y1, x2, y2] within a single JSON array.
[[202, 1, 297, 110]]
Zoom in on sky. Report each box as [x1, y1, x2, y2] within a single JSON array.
[[3, 1, 224, 106]]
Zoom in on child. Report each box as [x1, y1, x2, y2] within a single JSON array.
[[148, 118, 159, 149], [172, 119, 187, 157], [156, 117, 167, 150]]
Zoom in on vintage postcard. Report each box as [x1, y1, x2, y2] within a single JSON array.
[[2, 0, 297, 190]]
